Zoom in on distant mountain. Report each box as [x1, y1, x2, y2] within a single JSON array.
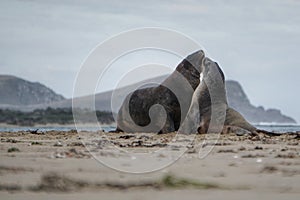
[[0, 75, 296, 124], [225, 80, 296, 124], [0, 75, 65, 106]]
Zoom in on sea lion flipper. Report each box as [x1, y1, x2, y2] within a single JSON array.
[[224, 108, 257, 134]]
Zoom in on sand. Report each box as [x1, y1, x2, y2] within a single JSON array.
[[0, 130, 299, 200]]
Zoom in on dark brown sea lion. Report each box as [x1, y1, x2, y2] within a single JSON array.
[[116, 50, 205, 133]]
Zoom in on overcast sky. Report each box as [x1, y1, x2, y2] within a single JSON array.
[[0, 0, 299, 123]]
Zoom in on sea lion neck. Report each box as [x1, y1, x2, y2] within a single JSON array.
[[175, 59, 201, 90]]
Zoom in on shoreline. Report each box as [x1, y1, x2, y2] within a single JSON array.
[[0, 122, 116, 128], [1, 123, 299, 134]]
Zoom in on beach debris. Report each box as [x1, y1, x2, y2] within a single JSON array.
[[29, 129, 44, 135], [276, 152, 297, 159], [228, 163, 237, 167], [52, 152, 66, 159], [186, 144, 196, 154], [142, 143, 167, 148], [256, 129, 284, 136], [65, 148, 90, 158], [254, 146, 263, 150], [0, 165, 34, 174], [213, 171, 226, 177], [278, 161, 296, 166], [287, 142, 298, 146], [281, 147, 288, 152], [214, 142, 232, 146], [131, 139, 143, 147], [186, 148, 196, 154], [169, 145, 181, 151], [67, 142, 84, 147], [294, 133, 300, 140], [119, 134, 135, 139], [260, 165, 278, 173], [94, 139, 111, 149], [29, 173, 222, 192], [31, 141, 42, 145], [238, 146, 246, 151], [3, 138, 19, 143], [51, 148, 90, 159], [137, 135, 152, 140], [0, 184, 22, 191], [131, 156, 136, 160], [7, 147, 20, 153], [31, 172, 87, 192], [160, 174, 221, 189], [259, 165, 300, 176], [54, 141, 63, 147], [241, 153, 265, 158], [217, 149, 237, 153], [112, 137, 168, 148]]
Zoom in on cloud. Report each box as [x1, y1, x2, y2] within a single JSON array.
[[0, 0, 299, 122]]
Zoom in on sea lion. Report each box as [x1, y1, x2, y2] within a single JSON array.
[[180, 56, 257, 134], [116, 50, 205, 133], [117, 50, 258, 135]]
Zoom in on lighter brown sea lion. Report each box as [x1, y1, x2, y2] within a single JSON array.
[[181, 56, 257, 134]]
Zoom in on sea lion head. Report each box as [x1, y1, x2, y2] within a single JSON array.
[[185, 50, 205, 73], [173, 50, 206, 90], [202, 57, 225, 83]]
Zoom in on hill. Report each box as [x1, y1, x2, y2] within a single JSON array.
[[0, 75, 296, 124], [225, 80, 295, 124], [0, 75, 65, 106]]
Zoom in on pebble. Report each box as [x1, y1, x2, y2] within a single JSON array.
[[54, 141, 63, 147], [254, 146, 263, 150], [51, 152, 66, 159]]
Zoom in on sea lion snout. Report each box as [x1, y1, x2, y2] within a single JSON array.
[[186, 50, 205, 73], [202, 57, 225, 83]]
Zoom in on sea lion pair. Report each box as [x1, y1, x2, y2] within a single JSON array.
[[116, 50, 257, 134]]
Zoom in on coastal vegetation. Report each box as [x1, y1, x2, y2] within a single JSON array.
[[0, 107, 114, 126]]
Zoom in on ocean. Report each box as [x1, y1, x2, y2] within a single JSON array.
[[0, 124, 299, 133], [0, 125, 114, 133]]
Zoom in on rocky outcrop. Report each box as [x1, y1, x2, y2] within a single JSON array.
[[0, 75, 65, 106], [226, 80, 296, 124]]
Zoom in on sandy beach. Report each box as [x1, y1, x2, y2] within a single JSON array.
[[0, 130, 299, 200]]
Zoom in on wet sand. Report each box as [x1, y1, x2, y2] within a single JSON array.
[[0, 130, 299, 199]]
